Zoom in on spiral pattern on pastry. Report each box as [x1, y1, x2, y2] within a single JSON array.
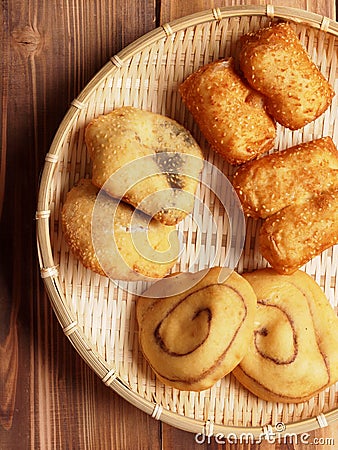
[[137, 267, 257, 391], [233, 269, 338, 403]]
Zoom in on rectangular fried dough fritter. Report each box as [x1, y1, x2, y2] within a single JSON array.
[[240, 22, 335, 130], [233, 137, 338, 218], [179, 58, 276, 165], [259, 190, 338, 274]]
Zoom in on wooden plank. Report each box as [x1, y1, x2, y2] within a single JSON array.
[[159, 0, 336, 23], [0, 1, 159, 449], [1, 0, 338, 449]]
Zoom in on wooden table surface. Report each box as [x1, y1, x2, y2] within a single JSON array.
[[1, 0, 338, 449]]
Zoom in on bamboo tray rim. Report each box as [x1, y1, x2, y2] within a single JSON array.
[[36, 4, 338, 438]]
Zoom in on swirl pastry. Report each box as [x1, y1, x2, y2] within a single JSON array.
[[233, 269, 338, 403], [85, 106, 204, 225], [136, 267, 257, 391], [61, 179, 179, 280], [233, 137, 338, 219], [240, 22, 335, 130], [179, 58, 276, 165], [259, 189, 338, 274]]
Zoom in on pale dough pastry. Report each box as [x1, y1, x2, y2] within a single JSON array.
[[61, 179, 180, 280], [233, 269, 338, 403], [137, 267, 257, 391]]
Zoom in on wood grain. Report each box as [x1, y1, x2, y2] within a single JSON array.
[[1, 0, 337, 449], [159, 0, 336, 23], [1, 1, 159, 449]]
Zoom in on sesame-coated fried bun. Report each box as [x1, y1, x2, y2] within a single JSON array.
[[240, 22, 334, 130], [85, 107, 204, 226], [233, 137, 338, 219], [61, 179, 180, 280], [179, 58, 276, 165], [259, 189, 338, 274], [232, 137, 338, 274]]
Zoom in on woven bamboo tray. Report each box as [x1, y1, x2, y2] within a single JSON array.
[[36, 5, 338, 439]]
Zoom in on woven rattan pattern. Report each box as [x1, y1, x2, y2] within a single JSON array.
[[37, 6, 338, 436]]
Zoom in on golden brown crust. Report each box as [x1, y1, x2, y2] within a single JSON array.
[[85, 106, 204, 225], [233, 269, 338, 403], [233, 137, 338, 219], [240, 22, 335, 130], [179, 58, 276, 165], [136, 267, 257, 391], [61, 179, 180, 280], [259, 190, 338, 274], [61, 179, 106, 276]]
